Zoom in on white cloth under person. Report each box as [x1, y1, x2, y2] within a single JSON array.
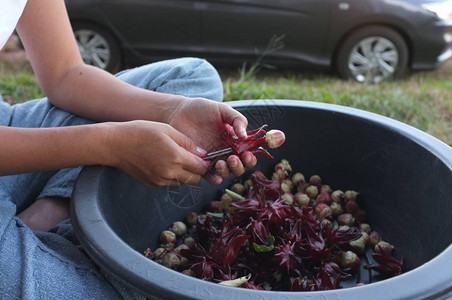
[[0, 0, 28, 50]]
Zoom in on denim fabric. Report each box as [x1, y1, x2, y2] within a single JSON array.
[[0, 57, 223, 299]]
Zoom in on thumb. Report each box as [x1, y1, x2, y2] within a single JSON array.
[[169, 129, 212, 174]]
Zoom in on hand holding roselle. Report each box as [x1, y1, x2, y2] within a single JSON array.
[[204, 125, 286, 162]]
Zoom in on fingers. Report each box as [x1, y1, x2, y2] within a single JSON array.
[[166, 125, 209, 163], [205, 151, 258, 185], [221, 105, 248, 140], [166, 127, 215, 184]]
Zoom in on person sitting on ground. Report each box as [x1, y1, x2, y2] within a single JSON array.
[[0, 0, 257, 298]]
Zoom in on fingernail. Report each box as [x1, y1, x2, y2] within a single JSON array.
[[240, 127, 247, 139], [196, 146, 207, 156], [230, 159, 238, 168]]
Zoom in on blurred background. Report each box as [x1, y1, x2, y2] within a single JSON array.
[[1, 0, 451, 146]]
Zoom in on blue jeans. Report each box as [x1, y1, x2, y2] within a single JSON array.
[[0, 58, 223, 299]]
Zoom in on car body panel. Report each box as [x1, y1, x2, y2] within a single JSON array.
[[199, 0, 330, 66], [65, 0, 452, 72]]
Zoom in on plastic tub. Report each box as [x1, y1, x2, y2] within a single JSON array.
[[71, 100, 452, 299]]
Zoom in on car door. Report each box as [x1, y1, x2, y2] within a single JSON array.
[[93, 0, 203, 55], [199, 0, 331, 66]]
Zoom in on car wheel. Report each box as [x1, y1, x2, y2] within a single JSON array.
[[72, 22, 122, 73], [336, 26, 408, 83]]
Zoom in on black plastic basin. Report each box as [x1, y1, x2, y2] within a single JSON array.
[[71, 100, 452, 300]]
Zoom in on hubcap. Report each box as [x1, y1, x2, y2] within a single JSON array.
[[348, 37, 399, 83], [75, 29, 110, 70]]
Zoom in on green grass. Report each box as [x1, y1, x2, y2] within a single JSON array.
[[222, 63, 452, 146], [1, 59, 451, 146], [0, 62, 43, 104]]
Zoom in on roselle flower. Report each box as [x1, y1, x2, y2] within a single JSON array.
[[194, 214, 221, 248], [312, 262, 351, 290], [190, 258, 217, 280], [211, 226, 250, 266], [250, 171, 282, 201], [273, 242, 302, 274], [222, 125, 286, 159], [324, 226, 362, 250], [246, 218, 270, 245], [257, 199, 290, 225], [364, 250, 404, 277], [148, 160, 406, 291], [297, 205, 319, 228], [180, 247, 218, 280], [285, 219, 303, 242], [215, 264, 238, 282], [230, 198, 261, 219], [302, 224, 330, 261], [230, 184, 267, 219]]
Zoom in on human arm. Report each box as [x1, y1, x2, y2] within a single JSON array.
[[15, 0, 256, 183], [16, 0, 183, 123], [0, 122, 210, 187]]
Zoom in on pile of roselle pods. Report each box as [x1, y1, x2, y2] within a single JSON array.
[[144, 159, 404, 291]]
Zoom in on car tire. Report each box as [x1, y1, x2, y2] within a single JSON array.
[[336, 26, 408, 83], [72, 22, 122, 73]]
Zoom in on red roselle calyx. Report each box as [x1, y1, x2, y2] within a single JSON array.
[[145, 159, 405, 291], [210, 125, 286, 160], [364, 251, 404, 277]]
